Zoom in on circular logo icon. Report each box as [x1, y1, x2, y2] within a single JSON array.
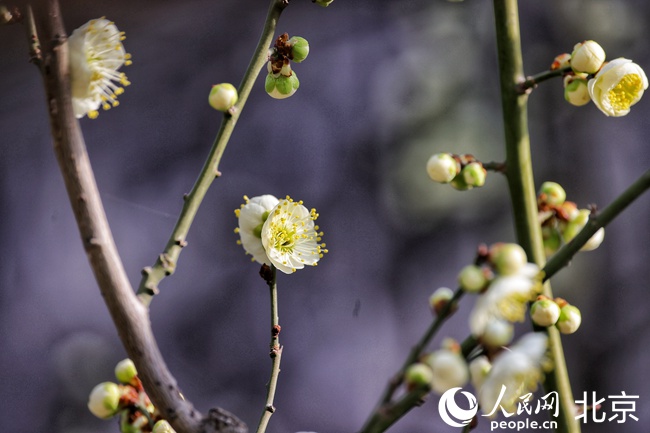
[[438, 387, 479, 427]]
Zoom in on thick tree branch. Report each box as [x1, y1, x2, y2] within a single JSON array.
[[31, 1, 244, 432]]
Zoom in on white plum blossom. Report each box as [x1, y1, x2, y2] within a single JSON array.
[[588, 58, 648, 117], [469, 263, 541, 337], [235, 195, 326, 274], [235, 195, 280, 266], [479, 333, 548, 417], [261, 196, 326, 274], [68, 18, 131, 119]]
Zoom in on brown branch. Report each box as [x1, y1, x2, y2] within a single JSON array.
[[31, 1, 243, 432]]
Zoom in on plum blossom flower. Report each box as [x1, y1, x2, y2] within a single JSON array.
[[234, 195, 280, 266], [469, 263, 541, 337], [68, 18, 131, 119], [261, 196, 326, 274], [479, 333, 548, 417], [588, 58, 648, 117], [235, 195, 326, 274]]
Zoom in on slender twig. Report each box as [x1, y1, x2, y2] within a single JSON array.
[[360, 386, 430, 433], [483, 161, 506, 173], [359, 289, 464, 433], [23, 5, 41, 65], [517, 66, 571, 94], [137, 0, 289, 307], [31, 2, 246, 432], [493, 1, 578, 432], [255, 265, 283, 433]]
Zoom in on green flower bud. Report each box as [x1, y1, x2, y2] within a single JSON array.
[[542, 226, 562, 257], [458, 265, 488, 293], [404, 362, 434, 389], [461, 162, 487, 187], [564, 77, 590, 107], [562, 209, 605, 251], [115, 358, 138, 384], [153, 420, 177, 433], [87, 382, 121, 419], [265, 71, 300, 99], [556, 304, 581, 334], [481, 320, 514, 348], [313, 0, 334, 7], [289, 36, 310, 63], [426, 153, 460, 183], [429, 287, 454, 315], [530, 296, 561, 327], [489, 243, 528, 276], [208, 83, 238, 112], [571, 40, 606, 74], [449, 173, 472, 191], [538, 181, 566, 206], [120, 411, 145, 433]]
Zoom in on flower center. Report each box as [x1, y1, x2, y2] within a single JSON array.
[[269, 221, 297, 252], [608, 74, 643, 111]]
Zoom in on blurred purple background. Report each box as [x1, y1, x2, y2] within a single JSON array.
[[1, 1, 649, 432]]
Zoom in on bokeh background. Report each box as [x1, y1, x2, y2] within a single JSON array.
[[1, 1, 649, 432]]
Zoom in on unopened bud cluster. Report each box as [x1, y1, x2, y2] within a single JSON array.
[[551, 41, 648, 116], [87, 358, 176, 433], [426, 153, 487, 190], [265, 33, 310, 99], [537, 181, 604, 256], [404, 339, 468, 395], [530, 296, 581, 334], [461, 243, 542, 347]]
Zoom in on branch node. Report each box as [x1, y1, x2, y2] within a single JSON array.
[[259, 264, 274, 282], [271, 324, 282, 337], [159, 253, 176, 275], [141, 266, 152, 276], [174, 238, 188, 248], [265, 404, 275, 413]]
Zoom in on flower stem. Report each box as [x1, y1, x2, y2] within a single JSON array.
[[137, 0, 289, 307], [493, 1, 578, 432], [255, 265, 283, 433], [358, 289, 464, 433], [517, 66, 572, 94]]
